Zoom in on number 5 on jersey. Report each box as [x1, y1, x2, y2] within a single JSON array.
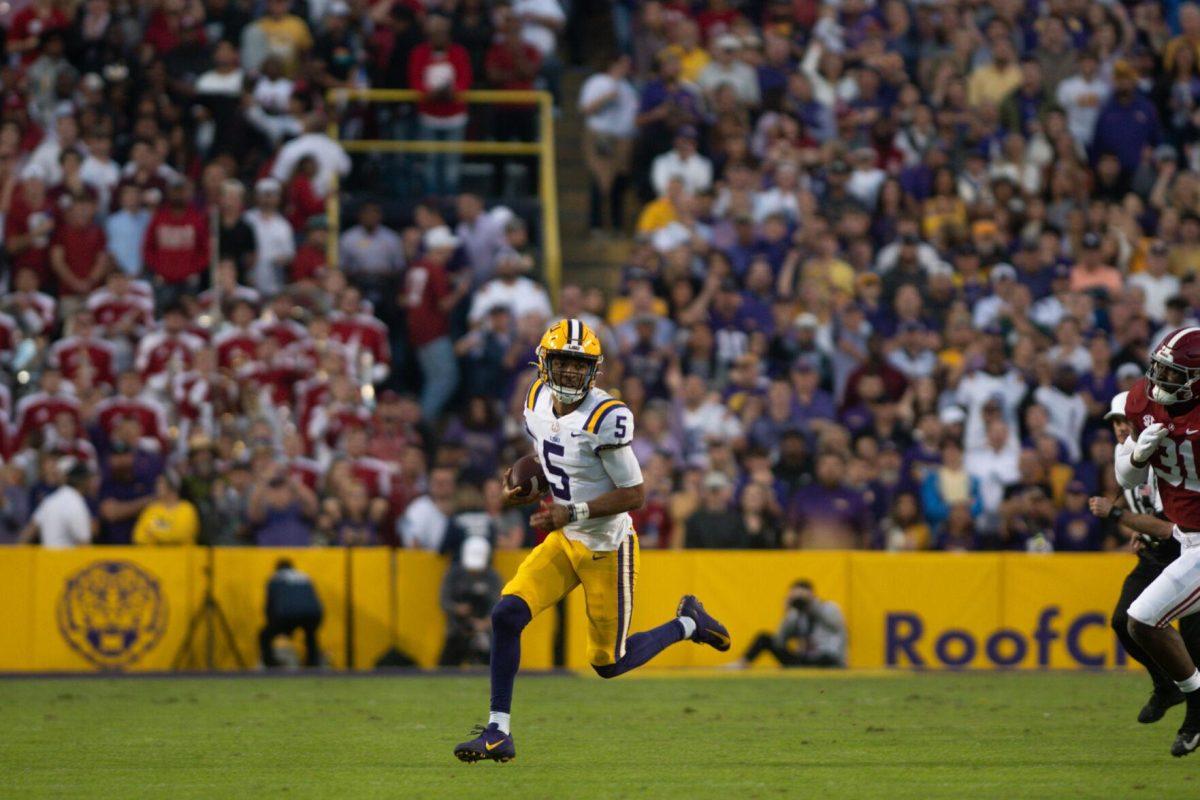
[[542, 441, 571, 500]]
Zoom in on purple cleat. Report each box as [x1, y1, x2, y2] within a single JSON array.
[[677, 594, 731, 652], [454, 723, 516, 763]]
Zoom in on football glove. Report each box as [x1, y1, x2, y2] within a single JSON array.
[[1132, 423, 1168, 466]]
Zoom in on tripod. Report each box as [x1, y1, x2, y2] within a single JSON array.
[[173, 546, 246, 670]]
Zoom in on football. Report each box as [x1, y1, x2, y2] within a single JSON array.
[[508, 454, 547, 497]]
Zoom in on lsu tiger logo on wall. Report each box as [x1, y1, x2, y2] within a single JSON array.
[[56, 561, 168, 669]]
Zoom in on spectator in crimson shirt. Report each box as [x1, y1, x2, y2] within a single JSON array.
[[485, 6, 542, 195], [403, 225, 468, 419], [291, 216, 328, 285], [50, 194, 109, 299], [407, 13, 473, 194], [143, 179, 210, 307], [4, 169, 56, 289], [8, 0, 69, 65], [284, 155, 324, 233]]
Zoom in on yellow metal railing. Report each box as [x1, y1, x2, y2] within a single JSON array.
[[324, 89, 561, 301]]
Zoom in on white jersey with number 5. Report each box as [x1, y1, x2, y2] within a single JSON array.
[[522, 378, 641, 551]]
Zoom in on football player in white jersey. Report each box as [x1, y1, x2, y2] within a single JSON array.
[[455, 318, 731, 763]]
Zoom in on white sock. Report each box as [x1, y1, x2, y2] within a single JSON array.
[[678, 616, 697, 639], [488, 711, 511, 734], [1177, 670, 1200, 693]]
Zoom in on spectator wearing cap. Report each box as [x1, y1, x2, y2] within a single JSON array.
[[651, 125, 712, 197], [408, 13, 473, 195], [685, 470, 745, 548], [143, 178, 210, 308], [1069, 232, 1122, 296], [1092, 60, 1162, 175], [132, 470, 199, 545], [404, 226, 467, 419], [1129, 240, 1180, 321], [339, 202, 405, 306], [245, 178, 295, 297], [579, 54, 639, 234], [1056, 50, 1110, 149], [972, 263, 1019, 330], [467, 248, 551, 326]]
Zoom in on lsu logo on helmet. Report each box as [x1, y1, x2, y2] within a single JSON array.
[[537, 318, 603, 403], [57, 560, 168, 670]]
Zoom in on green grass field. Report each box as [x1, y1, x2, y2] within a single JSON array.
[[2, 671, 1199, 799]]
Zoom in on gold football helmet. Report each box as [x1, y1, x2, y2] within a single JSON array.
[[536, 318, 603, 403]]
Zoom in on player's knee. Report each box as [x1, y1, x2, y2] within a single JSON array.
[[591, 663, 620, 679], [491, 596, 532, 636], [1127, 613, 1155, 642]]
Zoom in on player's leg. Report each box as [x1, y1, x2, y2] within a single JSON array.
[[1127, 545, 1200, 755], [455, 532, 579, 763], [577, 533, 725, 678], [1113, 562, 1184, 722], [580, 533, 677, 678]]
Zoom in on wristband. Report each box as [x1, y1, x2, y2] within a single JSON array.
[[1110, 507, 1124, 521], [569, 502, 590, 522]]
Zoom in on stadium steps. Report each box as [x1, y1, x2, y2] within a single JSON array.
[[554, 18, 629, 295]]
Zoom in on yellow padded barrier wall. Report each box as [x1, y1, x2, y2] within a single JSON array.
[[0, 548, 1151, 672]]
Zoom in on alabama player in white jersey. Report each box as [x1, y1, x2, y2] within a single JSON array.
[[1117, 327, 1200, 756], [454, 318, 731, 763]]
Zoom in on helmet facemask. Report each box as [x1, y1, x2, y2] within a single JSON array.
[[539, 349, 601, 404], [1148, 354, 1200, 404]]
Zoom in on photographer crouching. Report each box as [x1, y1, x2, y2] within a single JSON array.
[[737, 579, 847, 668]]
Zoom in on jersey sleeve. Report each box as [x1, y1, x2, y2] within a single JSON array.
[[585, 400, 634, 451]]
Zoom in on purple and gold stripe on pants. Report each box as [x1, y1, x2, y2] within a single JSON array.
[[614, 536, 634, 661]]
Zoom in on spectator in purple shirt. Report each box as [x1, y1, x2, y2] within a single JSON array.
[[1092, 60, 1163, 176], [249, 463, 320, 547], [788, 451, 872, 548], [1053, 480, 1104, 551]]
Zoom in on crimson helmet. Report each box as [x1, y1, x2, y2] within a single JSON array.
[[1148, 327, 1200, 404]]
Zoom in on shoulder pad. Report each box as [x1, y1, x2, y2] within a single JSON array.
[[583, 399, 633, 448], [525, 378, 546, 412]]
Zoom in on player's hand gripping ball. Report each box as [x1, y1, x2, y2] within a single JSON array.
[[503, 455, 547, 507]]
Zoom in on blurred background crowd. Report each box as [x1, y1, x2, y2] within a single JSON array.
[[0, 0, 1196, 553]]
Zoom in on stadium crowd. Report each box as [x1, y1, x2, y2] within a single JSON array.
[[0, 0, 1198, 553]]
